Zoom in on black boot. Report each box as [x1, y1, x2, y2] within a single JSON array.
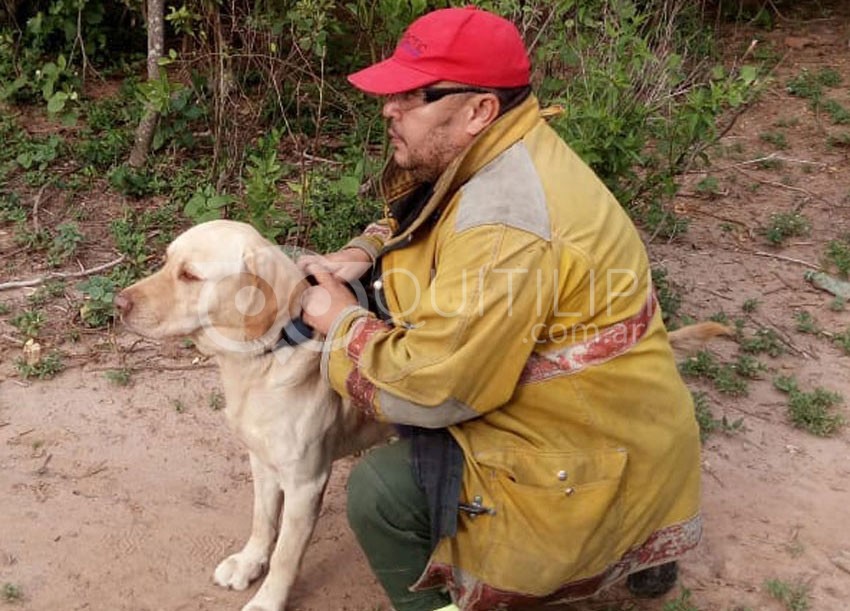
[[626, 561, 678, 598]]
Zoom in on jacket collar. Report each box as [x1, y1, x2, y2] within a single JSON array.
[[379, 95, 543, 250]]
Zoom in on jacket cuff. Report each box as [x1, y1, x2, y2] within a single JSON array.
[[344, 236, 382, 262], [320, 305, 371, 385]]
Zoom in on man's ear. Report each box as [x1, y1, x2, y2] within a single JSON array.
[[466, 94, 501, 136]]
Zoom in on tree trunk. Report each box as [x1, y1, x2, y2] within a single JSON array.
[[128, 0, 165, 168]]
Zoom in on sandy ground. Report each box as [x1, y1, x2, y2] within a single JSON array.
[[2, 7, 850, 611]]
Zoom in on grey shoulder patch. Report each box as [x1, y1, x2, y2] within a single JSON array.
[[456, 142, 550, 240]]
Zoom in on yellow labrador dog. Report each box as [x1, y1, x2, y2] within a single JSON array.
[[114, 219, 728, 611], [115, 220, 388, 611]]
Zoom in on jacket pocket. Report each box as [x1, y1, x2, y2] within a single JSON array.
[[472, 447, 628, 595]]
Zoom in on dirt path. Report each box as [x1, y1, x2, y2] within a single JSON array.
[[2, 9, 850, 611]]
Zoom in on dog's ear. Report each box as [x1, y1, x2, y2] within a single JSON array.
[[241, 246, 304, 341]]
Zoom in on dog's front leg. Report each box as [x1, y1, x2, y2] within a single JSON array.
[[240, 469, 330, 611], [214, 452, 282, 591]]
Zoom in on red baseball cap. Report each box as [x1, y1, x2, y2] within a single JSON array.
[[348, 6, 531, 95]]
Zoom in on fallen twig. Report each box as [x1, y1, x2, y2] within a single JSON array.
[[0, 255, 126, 291], [734, 167, 836, 207], [752, 251, 821, 271], [697, 152, 827, 173]]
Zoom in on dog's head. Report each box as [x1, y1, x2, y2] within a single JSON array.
[[115, 220, 307, 354]]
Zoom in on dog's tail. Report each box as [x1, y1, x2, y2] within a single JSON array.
[[668, 322, 734, 360]]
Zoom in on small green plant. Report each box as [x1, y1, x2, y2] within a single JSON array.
[[786, 67, 841, 101], [760, 130, 788, 149], [680, 351, 749, 396], [742, 298, 759, 313], [652, 266, 682, 326], [774, 376, 845, 437], [793, 311, 819, 334], [2, 582, 23, 602], [0, 302, 9, 315], [47, 222, 84, 266], [14, 134, 64, 172], [27, 281, 66, 307], [762, 211, 810, 246], [831, 296, 847, 312], [209, 391, 225, 411], [173, 399, 187, 413], [692, 391, 744, 442], [822, 99, 850, 125], [105, 369, 132, 386], [183, 185, 235, 223], [833, 328, 850, 355], [238, 128, 292, 241], [15, 350, 65, 380], [733, 354, 765, 379], [827, 133, 850, 149], [662, 587, 699, 611], [77, 275, 118, 328], [695, 175, 721, 195], [823, 236, 850, 278], [740, 328, 784, 357], [756, 155, 783, 170], [765, 577, 811, 611], [10, 309, 44, 338], [108, 165, 163, 198]]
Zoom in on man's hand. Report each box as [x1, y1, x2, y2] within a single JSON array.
[[297, 247, 372, 283], [300, 262, 361, 335]]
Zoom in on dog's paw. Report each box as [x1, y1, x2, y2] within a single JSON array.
[[213, 551, 267, 591]]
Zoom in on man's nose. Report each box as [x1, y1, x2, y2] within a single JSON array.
[[382, 99, 401, 119]]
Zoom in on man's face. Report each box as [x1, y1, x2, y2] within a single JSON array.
[[381, 83, 485, 182]]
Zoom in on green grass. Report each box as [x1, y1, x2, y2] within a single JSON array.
[[741, 298, 760, 313], [662, 587, 700, 611], [15, 350, 65, 380], [652, 266, 682, 326], [793, 311, 819, 334], [762, 210, 810, 246], [760, 130, 788, 149], [9, 309, 44, 339], [740, 328, 784, 357], [774, 376, 845, 437], [824, 236, 850, 278], [693, 391, 744, 442], [822, 99, 850, 125], [786, 67, 841, 101], [209, 391, 225, 411], [680, 351, 752, 397], [2, 582, 23, 602], [765, 577, 811, 611], [104, 368, 132, 386]]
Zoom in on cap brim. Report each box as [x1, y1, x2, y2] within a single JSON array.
[[347, 57, 438, 95]]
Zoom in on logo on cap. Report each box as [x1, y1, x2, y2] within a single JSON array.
[[398, 32, 427, 58]]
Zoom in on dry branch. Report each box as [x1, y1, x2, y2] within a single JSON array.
[[0, 256, 126, 291]]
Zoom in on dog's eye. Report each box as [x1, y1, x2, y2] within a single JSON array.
[[178, 267, 201, 282]]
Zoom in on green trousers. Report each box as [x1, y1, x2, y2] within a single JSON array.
[[347, 439, 453, 611]]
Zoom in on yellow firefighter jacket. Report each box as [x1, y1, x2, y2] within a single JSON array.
[[321, 94, 702, 609]]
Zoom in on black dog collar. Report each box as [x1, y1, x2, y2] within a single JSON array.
[[272, 274, 318, 350]]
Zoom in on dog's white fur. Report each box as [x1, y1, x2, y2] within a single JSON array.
[[116, 219, 730, 610], [116, 220, 387, 611]]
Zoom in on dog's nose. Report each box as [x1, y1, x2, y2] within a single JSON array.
[[114, 291, 133, 316]]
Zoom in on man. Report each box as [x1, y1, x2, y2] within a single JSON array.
[[299, 7, 701, 611]]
